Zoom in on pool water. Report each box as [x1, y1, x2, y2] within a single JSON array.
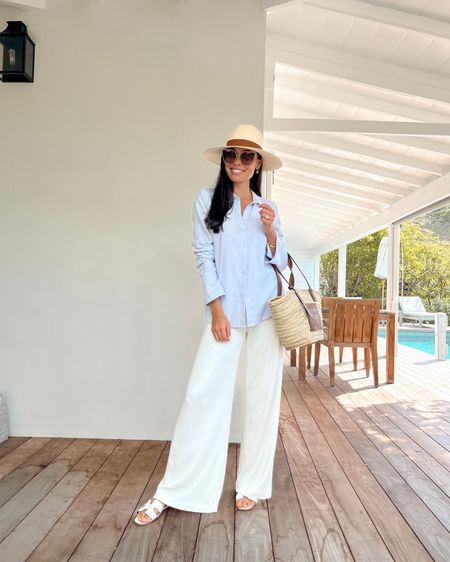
[[378, 327, 450, 359]]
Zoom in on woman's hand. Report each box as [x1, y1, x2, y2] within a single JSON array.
[[209, 298, 231, 342], [211, 311, 231, 342], [259, 203, 276, 235]]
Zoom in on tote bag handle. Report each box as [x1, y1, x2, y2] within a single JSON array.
[[272, 253, 318, 303]]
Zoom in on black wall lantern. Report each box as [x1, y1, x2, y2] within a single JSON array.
[[0, 21, 35, 83]]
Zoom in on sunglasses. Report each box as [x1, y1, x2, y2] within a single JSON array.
[[222, 148, 259, 166]]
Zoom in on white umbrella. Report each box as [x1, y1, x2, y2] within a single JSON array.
[[374, 236, 388, 279]]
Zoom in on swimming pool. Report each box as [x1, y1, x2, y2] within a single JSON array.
[[378, 327, 450, 359]]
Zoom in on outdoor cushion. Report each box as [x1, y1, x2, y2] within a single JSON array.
[[398, 296, 427, 313]]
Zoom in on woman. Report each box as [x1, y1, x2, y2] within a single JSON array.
[[135, 124, 288, 524]]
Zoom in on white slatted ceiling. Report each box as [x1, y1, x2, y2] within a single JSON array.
[[265, 0, 450, 257], [267, 1, 450, 74]]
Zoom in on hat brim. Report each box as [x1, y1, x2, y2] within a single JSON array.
[[202, 145, 282, 172]]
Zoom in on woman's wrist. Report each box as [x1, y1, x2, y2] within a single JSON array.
[[209, 297, 224, 316], [266, 228, 277, 248]]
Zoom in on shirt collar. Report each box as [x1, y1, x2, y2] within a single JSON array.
[[233, 191, 263, 205]]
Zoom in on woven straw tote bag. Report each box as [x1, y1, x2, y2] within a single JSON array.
[[268, 254, 324, 351]]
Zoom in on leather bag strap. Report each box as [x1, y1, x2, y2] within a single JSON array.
[[272, 253, 317, 302]]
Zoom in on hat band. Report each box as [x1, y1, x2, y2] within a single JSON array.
[[226, 138, 262, 150]]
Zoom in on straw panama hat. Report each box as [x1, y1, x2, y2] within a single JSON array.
[[202, 124, 283, 172]]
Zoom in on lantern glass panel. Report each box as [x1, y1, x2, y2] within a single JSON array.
[[0, 36, 24, 73]]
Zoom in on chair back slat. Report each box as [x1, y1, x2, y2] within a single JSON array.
[[361, 302, 375, 343], [353, 304, 364, 342], [322, 297, 337, 340], [342, 301, 356, 343], [321, 297, 335, 315], [334, 302, 345, 341]]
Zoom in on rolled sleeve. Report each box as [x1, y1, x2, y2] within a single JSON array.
[[192, 189, 225, 305], [265, 202, 289, 271]]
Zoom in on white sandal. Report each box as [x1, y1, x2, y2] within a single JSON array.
[[236, 492, 258, 511], [134, 497, 169, 525]]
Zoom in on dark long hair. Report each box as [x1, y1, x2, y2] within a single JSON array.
[[205, 156, 263, 233]]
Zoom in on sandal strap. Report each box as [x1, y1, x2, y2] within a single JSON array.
[[137, 498, 166, 516]]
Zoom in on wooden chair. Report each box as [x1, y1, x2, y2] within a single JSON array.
[[294, 296, 333, 378], [313, 298, 381, 387], [304, 296, 333, 371]]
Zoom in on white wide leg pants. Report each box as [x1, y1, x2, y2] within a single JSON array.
[[153, 314, 284, 513]]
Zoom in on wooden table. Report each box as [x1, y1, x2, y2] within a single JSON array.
[[380, 310, 395, 384], [293, 310, 396, 384]]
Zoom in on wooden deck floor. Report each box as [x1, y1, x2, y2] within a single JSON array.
[[0, 340, 449, 561]]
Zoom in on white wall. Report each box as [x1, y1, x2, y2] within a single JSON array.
[[0, 0, 266, 440]]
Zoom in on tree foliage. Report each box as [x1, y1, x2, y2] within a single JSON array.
[[320, 219, 450, 313], [401, 222, 450, 311], [415, 206, 450, 242]]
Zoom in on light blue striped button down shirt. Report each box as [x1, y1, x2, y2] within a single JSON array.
[[192, 187, 289, 328]]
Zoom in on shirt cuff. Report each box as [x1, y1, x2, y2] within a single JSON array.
[[266, 239, 288, 271], [203, 282, 225, 306]]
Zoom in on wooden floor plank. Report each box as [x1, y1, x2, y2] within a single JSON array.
[[332, 368, 450, 497], [392, 356, 450, 401], [355, 385, 450, 472], [69, 441, 166, 562], [383, 371, 450, 418], [329, 344, 450, 429], [0, 438, 29, 461], [235, 443, 274, 562], [0, 438, 51, 480], [268, 433, 314, 562], [27, 439, 141, 562], [323, 368, 450, 531], [371, 343, 450, 419], [314, 366, 450, 561], [193, 443, 236, 562], [301, 373, 433, 562], [279, 391, 353, 561], [0, 439, 95, 542], [110, 443, 169, 562], [151, 490, 201, 561], [386, 382, 450, 432], [235, 500, 273, 562], [284, 376, 393, 562], [381, 402, 450, 451], [0, 439, 118, 562], [0, 437, 76, 508]]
